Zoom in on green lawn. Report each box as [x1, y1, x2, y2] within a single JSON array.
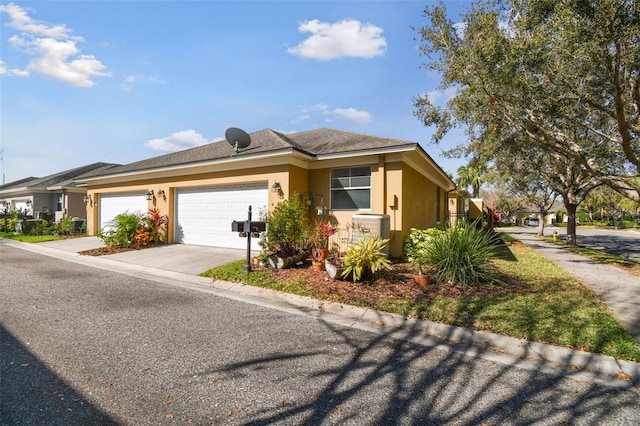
[[201, 240, 640, 362], [0, 232, 60, 243]]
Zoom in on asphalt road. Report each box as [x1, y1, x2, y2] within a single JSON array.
[[513, 226, 640, 263], [1, 244, 639, 425]]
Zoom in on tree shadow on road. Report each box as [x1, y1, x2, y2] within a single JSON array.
[[0, 325, 119, 426], [200, 313, 639, 425]]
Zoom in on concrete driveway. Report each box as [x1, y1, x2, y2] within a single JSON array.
[[38, 237, 248, 275]]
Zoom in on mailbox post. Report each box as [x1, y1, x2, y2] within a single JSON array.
[[231, 206, 266, 273]]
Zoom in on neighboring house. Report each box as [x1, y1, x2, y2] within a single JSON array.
[[78, 128, 461, 257], [515, 200, 565, 225], [0, 162, 118, 222]]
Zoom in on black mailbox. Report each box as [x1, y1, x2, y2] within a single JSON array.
[[248, 221, 266, 232], [232, 220, 266, 233], [232, 220, 245, 232]]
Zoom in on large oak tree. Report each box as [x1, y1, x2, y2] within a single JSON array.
[[414, 0, 640, 202]]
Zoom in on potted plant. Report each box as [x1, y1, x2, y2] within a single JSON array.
[[404, 228, 439, 286], [310, 221, 338, 271], [324, 253, 345, 279]]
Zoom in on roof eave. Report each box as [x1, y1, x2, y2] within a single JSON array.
[[314, 144, 416, 160], [414, 144, 456, 191]]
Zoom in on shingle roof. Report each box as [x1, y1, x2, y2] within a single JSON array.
[[0, 162, 119, 193], [0, 176, 40, 191], [78, 129, 293, 178], [81, 128, 419, 179], [285, 128, 416, 155]]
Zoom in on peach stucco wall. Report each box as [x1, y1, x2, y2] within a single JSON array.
[[398, 163, 448, 253]]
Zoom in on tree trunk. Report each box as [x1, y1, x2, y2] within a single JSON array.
[[565, 202, 578, 245]]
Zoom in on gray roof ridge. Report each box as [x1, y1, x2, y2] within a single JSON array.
[[267, 129, 316, 156], [294, 127, 418, 146], [0, 176, 41, 190]]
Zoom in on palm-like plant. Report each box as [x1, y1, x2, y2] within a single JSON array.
[[456, 161, 488, 198]]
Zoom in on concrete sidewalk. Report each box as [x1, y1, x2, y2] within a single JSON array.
[[3, 236, 639, 386], [507, 229, 640, 346]]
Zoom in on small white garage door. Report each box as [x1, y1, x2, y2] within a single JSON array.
[[99, 193, 148, 230], [175, 184, 268, 249]]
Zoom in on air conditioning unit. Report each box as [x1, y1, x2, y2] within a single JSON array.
[[351, 214, 391, 256]]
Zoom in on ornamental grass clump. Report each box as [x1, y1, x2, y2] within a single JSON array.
[[425, 222, 500, 287]]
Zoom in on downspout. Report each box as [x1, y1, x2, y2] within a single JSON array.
[[379, 154, 386, 214], [379, 154, 396, 249], [62, 188, 67, 219]]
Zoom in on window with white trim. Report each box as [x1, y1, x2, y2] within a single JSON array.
[[330, 166, 371, 210]]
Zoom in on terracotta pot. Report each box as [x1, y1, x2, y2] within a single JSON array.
[[312, 260, 325, 271], [414, 274, 430, 286], [312, 247, 330, 262]]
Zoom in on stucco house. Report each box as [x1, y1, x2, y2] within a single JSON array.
[[0, 162, 118, 222], [515, 200, 566, 226], [77, 128, 462, 257]]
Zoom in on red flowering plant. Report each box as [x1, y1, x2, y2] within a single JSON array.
[[310, 221, 339, 261], [134, 208, 168, 247]]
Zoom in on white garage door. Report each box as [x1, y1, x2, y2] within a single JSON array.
[[175, 184, 268, 249], [99, 193, 148, 230]]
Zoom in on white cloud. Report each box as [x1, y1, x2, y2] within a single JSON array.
[[145, 130, 211, 152], [291, 103, 330, 124], [121, 74, 166, 91], [332, 107, 373, 124], [0, 2, 76, 39], [288, 19, 386, 60], [425, 86, 458, 107], [290, 114, 310, 124], [0, 58, 28, 76], [0, 2, 109, 87], [293, 104, 373, 125]]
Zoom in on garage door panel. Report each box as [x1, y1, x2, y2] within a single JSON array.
[[99, 193, 148, 230], [175, 184, 268, 249]]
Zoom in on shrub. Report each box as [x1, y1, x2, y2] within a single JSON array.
[[143, 207, 168, 245], [98, 209, 168, 249], [404, 228, 443, 275], [33, 219, 51, 236], [422, 222, 499, 287], [55, 217, 72, 235], [264, 193, 308, 256], [98, 211, 145, 248], [0, 216, 17, 233], [342, 236, 391, 282]]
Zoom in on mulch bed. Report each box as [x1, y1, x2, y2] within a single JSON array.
[[262, 260, 528, 305]]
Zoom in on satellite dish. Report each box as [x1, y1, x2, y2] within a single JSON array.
[[225, 127, 251, 154]]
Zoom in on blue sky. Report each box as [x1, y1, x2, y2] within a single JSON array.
[[0, 1, 471, 184]]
